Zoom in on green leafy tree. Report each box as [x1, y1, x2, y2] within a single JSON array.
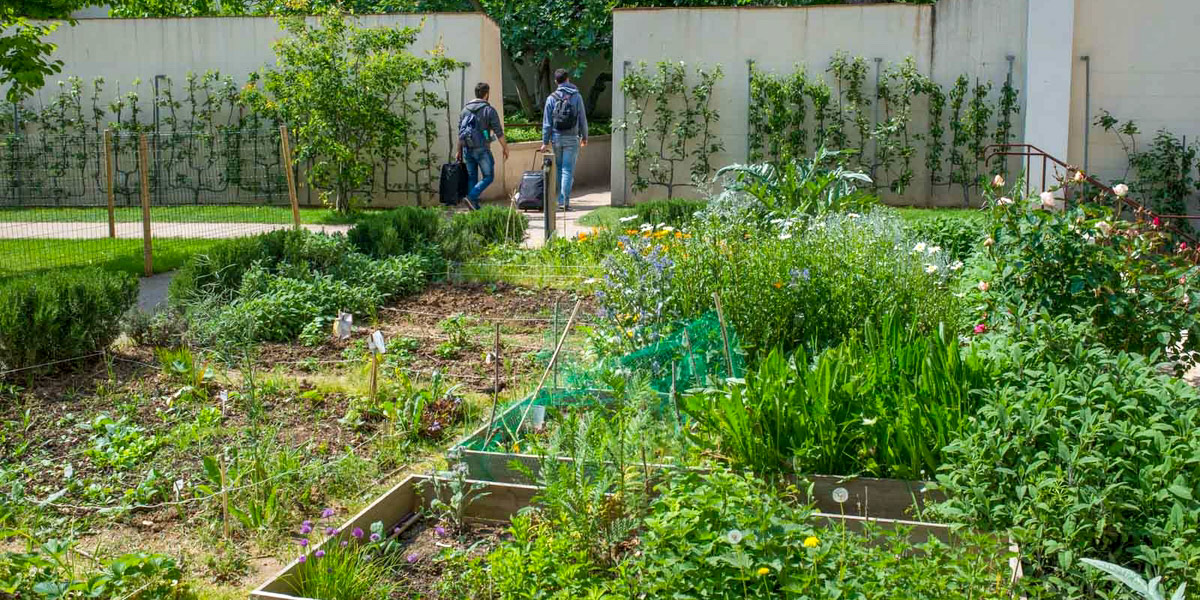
[[243, 12, 461, 212], [1, 0, 95, 104]]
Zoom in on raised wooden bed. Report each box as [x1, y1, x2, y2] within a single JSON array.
[[250, 474, 537, 600], [253, 473, 1018, 599], [456, 447, 945, 522]]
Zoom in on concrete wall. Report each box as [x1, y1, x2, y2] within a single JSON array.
[[611, 1, 1030, 206], [1069, 0, 1200, 187], [22, 13, 507, 204]]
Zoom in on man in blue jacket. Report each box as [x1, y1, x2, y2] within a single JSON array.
[[538, 69, 588, 211]]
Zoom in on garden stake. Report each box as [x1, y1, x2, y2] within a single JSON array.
[[482, 323, 502, 449], [513, 299, 581, 437], [137, 134, 153, 277], [681, 329, 698, 387], [712, 292, 734, 377], [219, 457, 230, 541], [103, 129, 116, 238]]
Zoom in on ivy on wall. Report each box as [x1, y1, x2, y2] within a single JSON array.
[[620, 61, 724, 199], [749, 55, 1021, 204]]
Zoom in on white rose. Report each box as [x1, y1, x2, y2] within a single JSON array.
[[1040, 191, 1056, 209], [996, 197, 1013, 206], [992, 174, 1005, 188], [1113, 183, 1129, 197]]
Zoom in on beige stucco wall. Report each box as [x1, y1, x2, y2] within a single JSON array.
[[611, 2, 1030, 206], [23, 13, 506, 205], [1069, 0, 1200, 187]]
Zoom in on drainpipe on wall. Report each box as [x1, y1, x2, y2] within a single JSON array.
[[746, 58, 754, 162], [1081, 55, 1090, 174], [621, 60, 630, 207]]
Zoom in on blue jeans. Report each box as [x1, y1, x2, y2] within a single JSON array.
[[553, 135, 580, 209], [463, 147, 494, 209]]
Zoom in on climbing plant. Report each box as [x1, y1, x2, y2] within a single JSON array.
[[748, 56, 1018, 201], [1096, 110, 1197, 219], [621, 61, 724, 199]]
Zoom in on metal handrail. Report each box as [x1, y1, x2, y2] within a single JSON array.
[[984, 143, 1198, 247]]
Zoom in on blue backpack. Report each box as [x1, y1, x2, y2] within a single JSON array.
[[459, 103, 488, 149]]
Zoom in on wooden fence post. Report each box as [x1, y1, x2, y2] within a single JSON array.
[[103, 130, 116, 239], [137, 134, 153, 277], [280, 125, 300, 229]]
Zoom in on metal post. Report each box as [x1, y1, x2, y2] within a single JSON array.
[[153, 75, 166, 195], [543, 153, 556, 242], [873, 57, 882, 174], [104, 130, 116, 238], [746, 58, 755, 162], [1081, 56, 1091, 173]]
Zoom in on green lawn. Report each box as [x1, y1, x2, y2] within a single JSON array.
[[577, 206, 636, 229], [0, 205, 356, 225], [0, 238, 224, 279], [577, 205, 983, 229]]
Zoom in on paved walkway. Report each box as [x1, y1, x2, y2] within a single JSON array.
[[516, 187, 610, 248], [0, 221, 351, 239]]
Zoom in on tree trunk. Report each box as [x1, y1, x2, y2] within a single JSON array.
[[505, 53, 538, 119], [586, 72, 612, 118]]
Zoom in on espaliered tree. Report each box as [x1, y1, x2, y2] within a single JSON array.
[[243, 11, 461, 212]]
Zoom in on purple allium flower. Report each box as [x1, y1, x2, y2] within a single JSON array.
[[298, 555, 306, 564], [434, 526, 447, 537], [325, 527, 336, 535], [340, 540, 348, 548], [352, 527, 364, 539], [369, 533, 381, 542], [298, 538, 309, 547], [406, 554, 419, 564], [300, 524, 312, 535], [315, 550, 325, 558], [321, 508, 335, 518], [302, 520, 312, 528]]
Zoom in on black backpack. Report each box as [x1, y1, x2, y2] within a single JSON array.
[[458, 103, 487, 148], [551, 90, 577, 132]]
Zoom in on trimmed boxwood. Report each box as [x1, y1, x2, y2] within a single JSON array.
[[0, 268, 138, 372]]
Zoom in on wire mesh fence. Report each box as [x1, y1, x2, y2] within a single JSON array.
[[0, 128, 317, 278]]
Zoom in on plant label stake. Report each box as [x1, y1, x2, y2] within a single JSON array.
[[367, 331, 387, 403], [482, 324, 502, 449], [332, 312, 353, 341]]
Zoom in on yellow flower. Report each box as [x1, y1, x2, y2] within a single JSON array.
[[512, 443, 520, 453], [803, 536, 819, 548], [756, 567, 770, 576], [675, 231, 683, 239]]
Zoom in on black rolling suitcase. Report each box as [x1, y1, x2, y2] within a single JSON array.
[[515, 154, 545, 211], [439, 161, 470, 207]]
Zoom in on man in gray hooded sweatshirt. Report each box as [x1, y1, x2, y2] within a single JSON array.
[[538, 69, 588, 211]]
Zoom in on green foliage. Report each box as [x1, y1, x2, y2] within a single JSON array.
[[598, 212, 963, 357], [0, 536, 190, 600], [287, 516, 400, 600], [936, 316, 1200, 598], [172, 230, 429, 347], [1096, 111, 1197, 219], [631, 198, 707, 229], [347, 206, 444, 258], [628, 470, 1013, 599], [83, 415, 162, 470], [1081, 558, 1188, 600], [443, 206, 528, 260], [244, 12, 461, 211], [0, 267, 137, 372], [901, 211, 986, 263], [621, 61, 724, 199], [749, 56, 1017, 200], [970, 193, 1198, 365], [684, 313, 988, 479], [714, 148, 877, 216]]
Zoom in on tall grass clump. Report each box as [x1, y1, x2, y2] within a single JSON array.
[[684, 313, 989, 479]]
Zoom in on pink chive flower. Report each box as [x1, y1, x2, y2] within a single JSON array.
[[321, 508, 335, 518], [300, 524, 312, 535], [973, 324, 988, 335], [325, 527, 336, 536], [407, 554, 419, 564], [315, 550, 325, 558], [298, 538, 309, 547], [370, 533, 381, 542], [298, 555, 306, 564], [352, 528, 364, 539], [340, 540, 348, 548], [434, 526, 447, 537]]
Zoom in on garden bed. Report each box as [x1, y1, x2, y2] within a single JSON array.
[[253, 475, 1019, 600]]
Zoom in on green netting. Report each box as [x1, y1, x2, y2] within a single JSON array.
[[457, 312, 744, 453]]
